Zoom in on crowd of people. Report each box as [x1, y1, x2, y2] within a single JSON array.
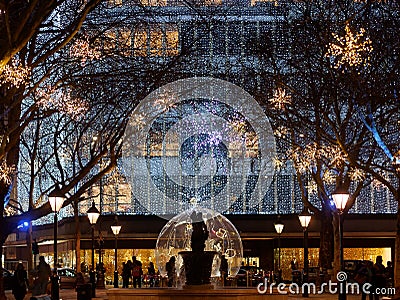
[[355, 256, 394, 300], [6, 253, 396, 299]]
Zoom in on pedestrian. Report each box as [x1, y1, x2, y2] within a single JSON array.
[[166, 256, 176, 287], [147, 262, 156, 287], [220, 255, 228, 286], [33, 256, 51, 296], [385, 261, 394, 288], [355, 260, 374, 300], [131, 256, 143, 288], [74, 272, 86, 291], [122, 262, 130, 288], [373, 256, 386, 300], [12, 263, 29, 300], [290, 257, 299, 283]]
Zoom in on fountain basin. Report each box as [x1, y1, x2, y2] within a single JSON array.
[[179, 251, 217, 287]]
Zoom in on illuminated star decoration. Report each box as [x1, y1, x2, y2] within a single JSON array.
[[129, 113, 146, 129], [36, 87, 89, 120], [326, 24, 373, 69], [0, 58, 31, 89], [69, 38, 101, 66], [153, 92, 176, 112], [0, 161, 16, 185], [268, 88, 291, 110]]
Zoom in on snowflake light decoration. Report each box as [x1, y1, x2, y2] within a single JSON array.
[[326, 24, 373, 69], [268, 88, 291, 110], [307, 181, 318, 196], [69, 38, 101, 66], [272, 156, 284, 171], [0, 161, 16, 185], [229, 119, 247, 136], [0, 58, 30, 89], [36, 87, 89, 120], [153, 92, 176, 111], [129, 113, 146, 129], [289, 143, 347, 177], [274, 126, 289, 138], [348, 167, 365, 182]]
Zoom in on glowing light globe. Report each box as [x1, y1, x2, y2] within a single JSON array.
[[155, 206, 243, 279]]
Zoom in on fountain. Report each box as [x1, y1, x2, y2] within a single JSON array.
[[107, 207, 286, 300]]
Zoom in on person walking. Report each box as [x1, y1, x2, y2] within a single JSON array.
[[373, 256, 386, 300], [131, 256, 143, 288], [147, 262, 156, 287], [12, 263, 29, 300], [356, 260, 374, 300], [166, 256, 176, 287], [33, 256, 51, 296], [122, 262, 130, 288]]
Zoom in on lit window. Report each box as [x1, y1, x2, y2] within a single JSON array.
[[165, 25, 179, 56], [134, 28, 148, 56], [140, 0, 167, 6], [251, 0, 278, 5], [102, 29, 132, 56], [134, 24, 179, 57], [119, 28, 132, 56], [150, 28, 163, 56], [204, 0, 222, 5], [107, 0, 122, 6], [103, 30, 117, 53]]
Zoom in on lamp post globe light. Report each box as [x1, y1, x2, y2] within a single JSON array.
[[87, 201, 100, 297], [48, 189, 66, 300], [111, 217, 122, 288], [332, 185, 350, 300], [274, 216, 284, 283], [298, 207, 312, 298]]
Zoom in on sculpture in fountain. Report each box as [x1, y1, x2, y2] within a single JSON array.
[[178, 211, 217, 286]]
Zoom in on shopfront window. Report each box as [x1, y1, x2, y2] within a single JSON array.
[[134, 24, 179, 57]]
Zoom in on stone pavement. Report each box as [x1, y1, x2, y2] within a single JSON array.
[[3, 288, 385, 300], [5, 288, 109, 300]]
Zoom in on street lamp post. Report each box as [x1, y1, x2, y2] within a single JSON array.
[[48, 189, 66, 300], [332, 185, 350, 300], [87, 201, 100, 298], [298, 207, 312, 298], [111, 217, 122, 288], [274, 216, 284, 283]]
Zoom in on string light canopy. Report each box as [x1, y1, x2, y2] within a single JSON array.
[[274, 216, 284, 235], [332, 184, 350, 212], [87, 201, 100, 225], [48, 189, 66, 213], [298, 207, 312, 230], [111, 218, 122, 236]]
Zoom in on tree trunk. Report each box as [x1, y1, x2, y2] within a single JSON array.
[[26, 223, 34, 286], [332, 212, 340, 282], [74, 200, 82, 273], [319, 209, 334, 275]]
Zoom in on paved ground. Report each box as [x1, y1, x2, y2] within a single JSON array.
[[3, 288, 388, 300], [5, 288, 109, 300]]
